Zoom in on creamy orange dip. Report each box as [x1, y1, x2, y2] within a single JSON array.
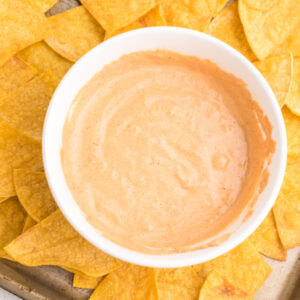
[[61, 50, 275, 254]]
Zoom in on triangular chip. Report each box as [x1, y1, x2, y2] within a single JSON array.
[[239, 0, 300, 60], [0, 0, 48, 66], [22, 215, 37, 233], [249, 211, 286, 260], [0, 71, 56, 141], [105, 5, 167, 39], [193, 240, 272, 295], [73, 274, 102, 290], [35, 0, 57, 12], [254, 54, 293, 107], [45, 6, 105, 62], [5, 210, 121, 277], [0, 121, 42, 197], [199, 271, 253, 300], [17, 42, 73, 86], [90, 263, 157, 300], [155, 267, 203, 300], [14, 169, 57, 222], [207, 2, 256, 61], [0, 57, 38, 99], [81, 0, 156, 32]]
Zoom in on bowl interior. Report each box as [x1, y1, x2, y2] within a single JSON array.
[[43, 27, 286, 268]]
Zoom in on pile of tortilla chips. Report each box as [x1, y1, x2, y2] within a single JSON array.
[[0, 0, 299, 299]]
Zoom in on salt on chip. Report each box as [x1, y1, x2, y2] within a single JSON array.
[[73, 274, 103, 290], [81, 0, 156, 32], [155, 267, 203, 300], [207, 2, 256, 61], [286, 57, 300, 116], [254, 54, 293, 107], [0, 0, 48, 66], [90, 263, 157, 300], [249, 211, 286, 260], [0, 122, 42, 198], [17, 42, 73, 86], [105, 5, 166, 40], [35, 0, 58, 12], [0, 197, 26, 258], [0, 71, 56, 141], [193, 240, 271, 295], [0, 57, 38, 99], [45, 6, 105, 62], [239, 0, 300, 60], [5, 210, 121, 277], [14, 169, 57, 222], [22, 215, 37, 233], [199, 271, 253, 300]]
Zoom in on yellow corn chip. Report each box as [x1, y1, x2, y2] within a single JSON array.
[[155, 267, 203, 300], [274, 26, 300, 57], [5, 210, 121, 277], [0, 57, 38, 99], [239, 0, 300, 60], [14, 169, 57, 222], [17, 42, 73, 86], [89, 263, 157, 300], [0, 71, 56, 141], [193, 240, 272, 295], [285, 57, 300, 116], [243, 0, 278, 11], [0, 197, 8, 203], [0, 0, 48, 66], [81, 0, 156, 32], [199, 271, 253, 300], [105, 5, 166, 40], [73, 274, 103, 289], [254, 54, 293, 107], [45, 6, 105, 62], [22, 215, 37, 233], [0, 197, 26, 258], [0, 122, 42, 198], [249, 211, 286, 260], [35, 0, 57, 12], [207, 2, 256, 61]]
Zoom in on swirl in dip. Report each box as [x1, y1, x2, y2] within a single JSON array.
[[61, 50, 275, 254]]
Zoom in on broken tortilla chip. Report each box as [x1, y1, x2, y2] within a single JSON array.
[[73, 274, 103, 290], [14, 169, 57, 222], [5, 210, 121, 277], [22, 215, 37, 233], [207, 2, 256, 61], [249, 211, 286, 260], [81, 0, 156, 32], [89, 263, 157, 300], [17, 42, 73, 86], [45, 6, 105, 62], [239, 0, 300, 60], [0, 71, 56, 141], [0, 121, 42, 198], [254, 54, 293, 107]]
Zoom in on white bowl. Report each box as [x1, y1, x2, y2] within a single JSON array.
[[43, 27, 287, 268]]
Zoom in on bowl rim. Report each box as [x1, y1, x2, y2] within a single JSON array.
[[43, 26, 287, 268]]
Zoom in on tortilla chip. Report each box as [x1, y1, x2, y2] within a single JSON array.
[[73, 274, 103, 289], [35, 0, 57, 12], [81, 0, 156, 32], [0, 122, 42, 198], [0, 57, 38, 99], [45, 6, 105, 62], [207, 2, 256, 61], [274, 27, 300, 57], [22, 215, 37, 233], [239, 0, 300, 60], [5, 210, 121, 277], [155, 267, 203, 300], [105, 5, 166, 40], [0, 197, 8, 203], [273, 154, 300, 249], [285, 57, 300, 116], [14, 169, 57, 222], [90, 263, 157, 300], [193, 240, 272, 295], [254, 54, 293, 107], [0, 0, 48, 66], [0, 71, 56, 141], [199, 271, 253, 300], [17, 42, 73, 86], [249, 211, 286, 260], [0, 197, 26, 258]]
